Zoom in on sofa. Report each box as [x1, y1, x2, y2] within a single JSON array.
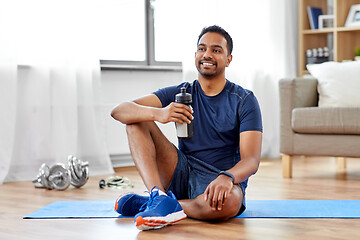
[[279, 76, 360, 178]]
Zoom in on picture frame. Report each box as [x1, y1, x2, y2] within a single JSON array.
[[345, 4, 360, 27], [319, 15, 334, 29]]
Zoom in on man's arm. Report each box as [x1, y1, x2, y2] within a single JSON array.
[[227, 130, 262, 183], [204, 130, 262, 211], [111, 94, 193, 125]]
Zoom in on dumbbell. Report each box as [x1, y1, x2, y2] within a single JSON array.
[[68, 155, 89, 188], [48, 163, 72, 190], [32, 163, 51, 189], [33, 163, 71, 190], [32, 155, 89, 190]]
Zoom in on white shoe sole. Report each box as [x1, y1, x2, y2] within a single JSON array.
[[135, 210, 187, 231]]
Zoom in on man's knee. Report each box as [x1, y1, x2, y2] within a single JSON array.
[[126, 122, 153, 135], [220, 192, 243, 220], [210, 188, 242, 220], [191, 187, 243, 221]]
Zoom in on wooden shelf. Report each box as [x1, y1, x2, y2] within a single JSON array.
[[337, 26, 360, 32], [298, 0, 360, 76], [302, 28, 335, 34]]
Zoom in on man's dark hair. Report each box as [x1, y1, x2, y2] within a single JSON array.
[[197, 25, 233, 55]]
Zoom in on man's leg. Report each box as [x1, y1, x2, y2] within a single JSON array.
[[179, 185, 243, 221], [124, 122, 187, 230], [126, 121, 178, 192]]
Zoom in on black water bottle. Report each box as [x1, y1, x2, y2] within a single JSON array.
[[175, 87, 193, 139]]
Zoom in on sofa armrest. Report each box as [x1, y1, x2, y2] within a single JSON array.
[[279, 78, 318, 154], [279, 78, 318, 108]]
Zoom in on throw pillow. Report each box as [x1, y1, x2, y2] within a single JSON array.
[[307, 61, 360, 107]]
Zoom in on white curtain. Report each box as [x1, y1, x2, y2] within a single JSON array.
[[181, 0, 298, 158], [0, 0, 113, 183]]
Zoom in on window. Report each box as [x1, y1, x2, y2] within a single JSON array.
[[153, 0, 184, 62], [7, 0, 149, 66], [98, 0, 146, 62], [100, 0, 181, 70]]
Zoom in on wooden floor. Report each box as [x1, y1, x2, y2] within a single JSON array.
[[1, 156, 360, 240]]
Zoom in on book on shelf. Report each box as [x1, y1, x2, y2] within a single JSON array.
[[307, 6, 323, 29]]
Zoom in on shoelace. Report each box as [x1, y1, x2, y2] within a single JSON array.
[[139, 187, 160, 211], [138, 187, 178, 212], [167, 190, 176, 200]]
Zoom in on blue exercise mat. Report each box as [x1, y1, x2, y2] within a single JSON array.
[[24, 200, 120, 219], [24, 200, 360, 219], [238, 200, 360, 218]]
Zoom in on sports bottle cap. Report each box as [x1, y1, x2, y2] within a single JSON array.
[[175, 87, 192, 104]]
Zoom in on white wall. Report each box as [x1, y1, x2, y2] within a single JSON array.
[[101, 69, 183, 163]]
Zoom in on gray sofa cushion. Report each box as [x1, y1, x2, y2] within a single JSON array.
[[292, 107, 360, 134]]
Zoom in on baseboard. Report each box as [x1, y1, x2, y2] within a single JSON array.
[[110, 154, 134, 168]]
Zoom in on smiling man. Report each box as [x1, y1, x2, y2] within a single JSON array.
[[111, 25, 263, 230]]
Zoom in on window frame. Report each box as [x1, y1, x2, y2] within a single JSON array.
[[100, 0, 182, 71]]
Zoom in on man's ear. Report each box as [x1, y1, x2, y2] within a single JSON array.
[[226, 54, 233, 67]]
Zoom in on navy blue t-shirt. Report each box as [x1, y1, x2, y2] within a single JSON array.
[[153, 79, 262, 171]]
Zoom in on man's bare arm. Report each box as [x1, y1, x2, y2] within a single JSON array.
[[111, 94, 193, 125], [204, 131, 262, 210], [228, 131, 262, 183]]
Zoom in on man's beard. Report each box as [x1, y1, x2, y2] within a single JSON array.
[[196, 61, 219, 78], [198, 71, 217, 78]]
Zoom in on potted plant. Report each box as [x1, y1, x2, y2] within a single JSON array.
[[355, 47, 360, 61]]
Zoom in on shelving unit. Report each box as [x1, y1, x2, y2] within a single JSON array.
[[298, 0, 360, 76]]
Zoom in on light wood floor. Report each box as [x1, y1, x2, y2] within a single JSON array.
[[1, 156, 360, 240]]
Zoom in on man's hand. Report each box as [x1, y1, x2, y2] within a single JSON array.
[[204, 174, 234, 211], [157, 102, 193, 124]]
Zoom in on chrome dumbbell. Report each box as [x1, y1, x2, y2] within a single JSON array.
[[68, 155, 89, 188], [33, 155, 89, 190], [32, 163, 51, 189], [32, 163, 71, 190], [48, 163, 71, 190]]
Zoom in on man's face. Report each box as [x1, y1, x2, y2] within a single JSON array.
[[195, 32, 232, 78]]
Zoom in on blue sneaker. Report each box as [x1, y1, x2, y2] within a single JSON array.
[[134, 186, 187, 230], [115, 193, 149, 216]]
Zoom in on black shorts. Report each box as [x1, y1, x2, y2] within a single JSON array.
[[167, 147, 247, 216]]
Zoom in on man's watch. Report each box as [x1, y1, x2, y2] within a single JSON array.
[[218, 171, 235, 184]]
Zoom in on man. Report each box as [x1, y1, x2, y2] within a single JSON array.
[[111, 25, 262, 230]]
